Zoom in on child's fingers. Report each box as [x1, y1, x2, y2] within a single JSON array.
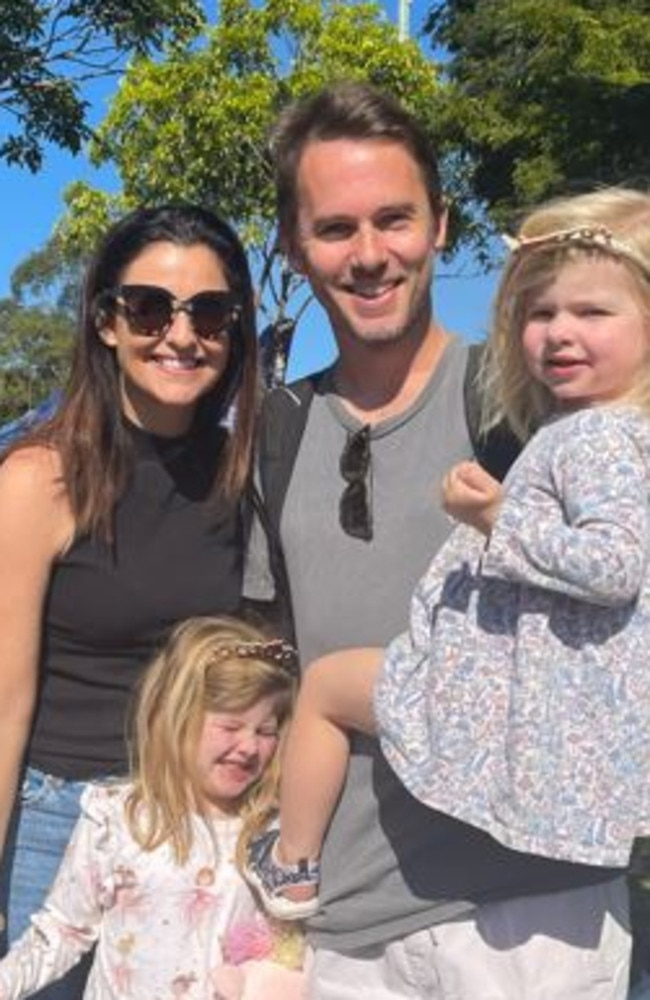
[[444, 461, 487, 498]]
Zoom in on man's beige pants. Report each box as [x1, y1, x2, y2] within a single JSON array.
[[308, 877, 630, 999]]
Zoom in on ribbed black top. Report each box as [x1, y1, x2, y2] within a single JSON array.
[[29, 421, 243, 779]]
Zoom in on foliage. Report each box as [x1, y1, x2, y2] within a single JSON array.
[[55, 0, 441, 347], [425, 0, 650, 234], [0, 228, 84, 421], [10, 234, 82, 315], [7, 0, 650, 392], [0, 0, 204, 170], [0, 296, 74, 423]]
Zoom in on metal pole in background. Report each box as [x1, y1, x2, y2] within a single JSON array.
[[397, 0, 412, 41]]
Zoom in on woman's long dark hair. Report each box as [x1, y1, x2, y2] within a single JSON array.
[[5, 205, 259, 539]]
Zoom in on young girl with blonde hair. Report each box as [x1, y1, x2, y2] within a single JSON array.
[[0, 616, 304, 999], [248, 188, 650, 997]]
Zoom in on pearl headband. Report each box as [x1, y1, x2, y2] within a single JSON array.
[[213, 638, 299, 676], [502, 225, 650, 278]]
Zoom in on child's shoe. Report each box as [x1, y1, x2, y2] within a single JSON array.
[[246, 829, 320, 921]]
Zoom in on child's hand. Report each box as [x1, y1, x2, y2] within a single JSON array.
[[442, 461, 503, 536]]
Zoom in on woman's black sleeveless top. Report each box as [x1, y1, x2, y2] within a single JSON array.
[[28, 422, 243, 780]]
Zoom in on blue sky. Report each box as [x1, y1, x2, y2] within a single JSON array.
[[0, 0, 498, 380]]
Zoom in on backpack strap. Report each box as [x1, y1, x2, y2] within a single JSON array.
[[258, 375, 319, 535], [463, 342, 521, 482], [251, 372, 324, 641]]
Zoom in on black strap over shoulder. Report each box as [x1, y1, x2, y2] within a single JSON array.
[[463, 342, 521, 482], [251, 373, 323, 641], [260, 346, 519, 533], [252, 347, 521, 637], [258, 374, 318, 538]]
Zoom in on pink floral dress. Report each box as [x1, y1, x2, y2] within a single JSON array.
[[0, 784, 304, 999]]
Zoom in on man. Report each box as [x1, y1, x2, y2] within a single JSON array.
[[248, 82, 630, 999]]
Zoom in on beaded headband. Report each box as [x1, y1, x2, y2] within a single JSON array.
[[213, 638, 299, 676], [502, 225, 650, 278]]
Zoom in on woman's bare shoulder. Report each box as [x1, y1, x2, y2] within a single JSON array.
[[0, 444, 73, 553], [0, 443, 65, 494]]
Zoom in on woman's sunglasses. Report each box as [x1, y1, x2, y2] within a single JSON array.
[[104, 284, 241, 342]]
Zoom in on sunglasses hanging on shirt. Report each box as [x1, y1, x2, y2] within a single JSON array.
[[339, 424, 373, 541]]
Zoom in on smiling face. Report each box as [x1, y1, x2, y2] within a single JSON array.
[[288, 138, 446, 353], [521, 255, 650, 410], [98, 241, 233, 437], [193, 696, 282, 816]]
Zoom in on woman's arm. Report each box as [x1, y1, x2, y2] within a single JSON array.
[[0, 447, 73, 860]]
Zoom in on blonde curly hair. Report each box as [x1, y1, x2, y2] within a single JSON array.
[[481, 187, 650, 440], [125, 615, 298, 865]]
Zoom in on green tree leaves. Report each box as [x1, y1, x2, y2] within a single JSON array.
[[0, 296, 73, 423], [426, 0, 650, 233], [56, 0, 440, 350], [63, 0, 439, 255], [4, 0, 649, 413], [0, 0, 204, 170]]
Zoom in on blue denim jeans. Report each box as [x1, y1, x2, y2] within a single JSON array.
[[0, 766, 93, 999]]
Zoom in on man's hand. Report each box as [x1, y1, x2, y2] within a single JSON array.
[[442, 461, 503, 536]]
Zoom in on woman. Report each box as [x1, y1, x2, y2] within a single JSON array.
[[0, 204, 259, 999]]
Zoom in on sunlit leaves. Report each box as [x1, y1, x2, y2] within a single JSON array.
[[0, 0, 204, 170], [58, 0, 441, 328]]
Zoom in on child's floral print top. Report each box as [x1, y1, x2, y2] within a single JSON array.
[[375, 406, 650, 867], [0, 784, 305, 999]]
